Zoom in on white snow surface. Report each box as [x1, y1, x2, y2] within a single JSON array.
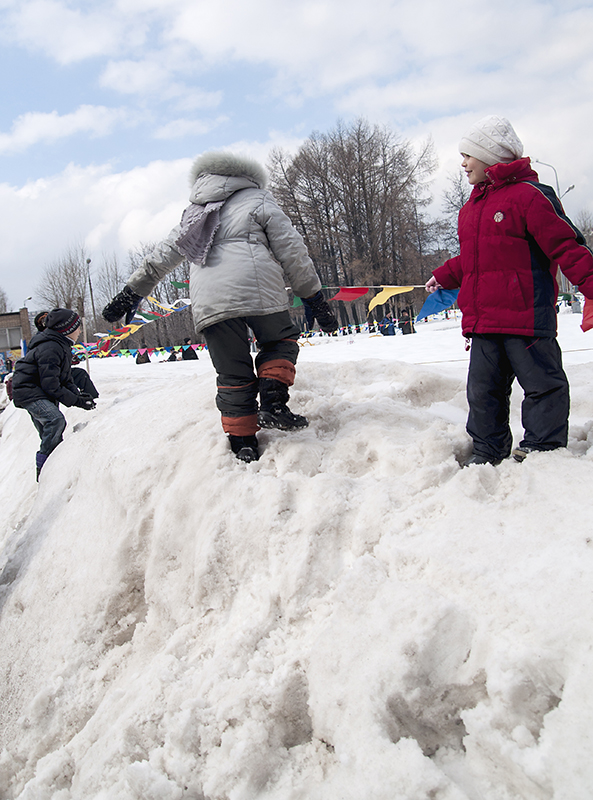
[[1, 312, 593, 800]]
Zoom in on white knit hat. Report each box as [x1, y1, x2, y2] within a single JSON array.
[[459, 115, 524, 166]]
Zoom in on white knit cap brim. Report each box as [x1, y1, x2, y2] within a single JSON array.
[[459, 115, 524, 166]]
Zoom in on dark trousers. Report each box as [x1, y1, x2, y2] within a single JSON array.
[[203, 311, 301, 435], [24, 398, 67, 455], [72, 367, 99, 398], [467, 335, 569, 460]]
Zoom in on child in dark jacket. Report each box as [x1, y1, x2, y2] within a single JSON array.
[[425, 115, 593, 466], [34, 311, 99, 399], [12, 309, 96, 479]]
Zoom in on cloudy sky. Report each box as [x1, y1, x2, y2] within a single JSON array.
[[1, 0, 591, 310]]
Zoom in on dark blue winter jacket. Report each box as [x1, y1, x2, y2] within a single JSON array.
[[12, 330, 80, 408]]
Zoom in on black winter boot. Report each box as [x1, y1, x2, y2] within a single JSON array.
[[258, 378, 308, 431], [462, 453, 503, 467], [229, 434, 260, 463]]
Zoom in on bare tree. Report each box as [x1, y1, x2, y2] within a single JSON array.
[[437, 169, 471, 256], [575, 209, 593, 244], [108, 243, 197, 349], [93, 254, 129, 313], [268, 118, 437, 321], [35, 245, 90, 318], [0, 287, 7, 313]]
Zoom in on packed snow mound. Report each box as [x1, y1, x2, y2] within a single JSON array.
[[1, 319, 593, 799]]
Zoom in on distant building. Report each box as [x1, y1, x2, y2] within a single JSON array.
[[0, 308, 32, 357]]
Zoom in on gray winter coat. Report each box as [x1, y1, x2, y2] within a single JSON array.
[[127, 152, 321, 332]]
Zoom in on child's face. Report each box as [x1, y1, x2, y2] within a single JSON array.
[[67, 327, 82, 343], [461, 154, 489, 185]]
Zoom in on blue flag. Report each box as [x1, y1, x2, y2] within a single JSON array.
[[416, 289, 459, 321]]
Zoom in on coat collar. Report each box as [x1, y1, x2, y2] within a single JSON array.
[[29, 329, 72, 350], [471, 157, 539, 198]]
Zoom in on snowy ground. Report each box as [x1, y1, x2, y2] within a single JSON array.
[[1, 311, 593, 800]]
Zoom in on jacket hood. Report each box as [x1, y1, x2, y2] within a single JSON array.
[[189, 173, 260, 205], [189, 152, 268, 190]]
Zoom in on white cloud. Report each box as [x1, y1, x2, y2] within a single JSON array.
[[0, 0, 142, 63], [0, 129, 305, 306], [3, 1, 592, 137], [100, 57, 223, 115], [0, 159, 189, 307], [164, 0, 402, 92], [2, 0, 591, 105], [99, 58, 173, 96], [174, 88, 224, 113], [0, 105, 130, 153], [154, 116, 228, 140]]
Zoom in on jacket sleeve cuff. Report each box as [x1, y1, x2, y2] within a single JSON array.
[[433, 261, 461, 290]]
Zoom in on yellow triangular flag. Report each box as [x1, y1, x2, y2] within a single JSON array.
[[368, 286, 415, 314]]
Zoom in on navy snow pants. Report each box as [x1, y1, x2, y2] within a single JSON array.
[[466, 334, 569, 460]]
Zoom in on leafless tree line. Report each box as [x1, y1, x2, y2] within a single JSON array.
[[267, 118, 454, 321], [32, 243, 197, 348], [269, 119, 442, 289]]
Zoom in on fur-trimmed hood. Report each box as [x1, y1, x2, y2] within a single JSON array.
[[189, 152, 268, 190]]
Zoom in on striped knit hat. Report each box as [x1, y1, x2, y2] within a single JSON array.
[[46, 308, 81, 335]]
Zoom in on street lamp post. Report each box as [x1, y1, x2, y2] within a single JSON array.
[[534, 159, 575, 200], [534, 159, 561, 195], [86, 258, 97, 324], [84, 258, 98, 376]]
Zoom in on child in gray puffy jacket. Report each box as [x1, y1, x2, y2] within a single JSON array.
[[103, 152, 337, 463]]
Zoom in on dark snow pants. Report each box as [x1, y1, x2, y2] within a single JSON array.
[[203, 311, 301, 436], [467, 334, 569, 460], [72, 367, 99, 399]]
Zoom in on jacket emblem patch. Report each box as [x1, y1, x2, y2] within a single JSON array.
[[493, 212, 505, 222]]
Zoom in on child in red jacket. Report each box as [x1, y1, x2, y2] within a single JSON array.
[[426, 115, 593, 466]]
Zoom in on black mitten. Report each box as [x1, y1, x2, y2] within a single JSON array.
[[75, 393, 96, 410], [301, 291, 339, 332], [102, 285, 142, 324]]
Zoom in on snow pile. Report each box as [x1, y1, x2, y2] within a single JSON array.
[[1, 315, 593, 799]]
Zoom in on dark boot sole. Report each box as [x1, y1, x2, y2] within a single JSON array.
[[235, 446, 259, 462], [258, 411, 309, 431]]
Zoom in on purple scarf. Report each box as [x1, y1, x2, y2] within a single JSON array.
[[175, 201, 225, 264]]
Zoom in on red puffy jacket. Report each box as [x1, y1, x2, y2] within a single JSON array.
[[433, 158, 593, 337]]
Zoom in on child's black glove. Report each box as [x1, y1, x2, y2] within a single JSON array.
[[102, 285, 143, 324], [301, 291, 339, 333], [75, 393, 96, 410]]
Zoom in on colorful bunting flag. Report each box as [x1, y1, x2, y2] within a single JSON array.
[[415, 289, 459, 320], [367, 286, 415, 314], [94, 298, 191, 349], [146, 297, 190, 313], [330, 287, 370, 302]]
